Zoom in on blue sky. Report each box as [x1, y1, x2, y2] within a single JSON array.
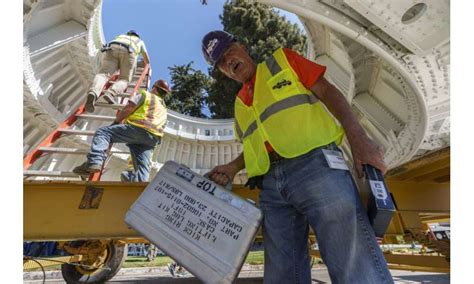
[[102, 0, 303, 84]]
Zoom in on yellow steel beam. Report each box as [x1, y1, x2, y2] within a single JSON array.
[[232, 186, 260, 205], [383, 147, 450, 236], [385, 180, 449, 212], [23, 181, 259, 241], [24, 178, 449, 272], [384, 211, 406, 236], [24, 181, 146, 241], [413, 167, 450, 183], [122, 238, 151, 244], [24, 178, 449, 240], [387, 147, 450, 181], [236, 179, 450, 216], [434, 175, 450, 183], [386, 264, 450, 273], [384, 254, 450, 273], [309, 250, 449, 273], [389, 158, 449, 182], [419, 216, 450, 223], [23, 255, 83, 270], [369, 178, 449, 236], [24, 147, 451, 272]]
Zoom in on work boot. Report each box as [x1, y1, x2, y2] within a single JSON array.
[[73, 162, 101, 175], [85, 92, 97, 113], [98, 92, 116, 104]]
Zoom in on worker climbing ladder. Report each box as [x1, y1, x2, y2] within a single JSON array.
[[23, 62, 151, 181]]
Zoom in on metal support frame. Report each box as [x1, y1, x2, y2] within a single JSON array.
[[23, 182, 257, 241], [24, 148, 450, 272], [309, 249, 449, 273], [23, 255, 84, 270], [23, 177, 448, 240], [384, 147, 450, 240]]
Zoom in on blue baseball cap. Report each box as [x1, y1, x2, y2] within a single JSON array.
[[202, 31, 237, 67]]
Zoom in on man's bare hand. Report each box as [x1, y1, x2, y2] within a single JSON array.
[[206, 163, 240, 186], [350, 136, 386, 178]]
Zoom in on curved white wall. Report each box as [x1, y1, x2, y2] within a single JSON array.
[[23, 0, 450, 182]]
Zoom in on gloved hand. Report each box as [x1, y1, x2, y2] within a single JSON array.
[[245, 176, 263, 190]]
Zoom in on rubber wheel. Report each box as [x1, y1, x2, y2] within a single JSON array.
[[61, 241, 127, 283]]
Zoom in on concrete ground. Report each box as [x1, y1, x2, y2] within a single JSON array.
[[24, 265, 450, 283]]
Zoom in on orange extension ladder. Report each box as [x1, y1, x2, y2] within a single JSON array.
[[23, 62, 151, 181]]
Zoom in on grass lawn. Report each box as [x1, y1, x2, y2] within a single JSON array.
[[26, 250, 329, 272], [123, 255, 174, 268], [25, 251, 265, 272], [243, 250, 264, 265], [26, 250, 328, 272], [123, 250, 265, 268]]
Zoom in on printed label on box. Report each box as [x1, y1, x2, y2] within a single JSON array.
[[369, 180, 388, 205], [139, 178, 246, 258], [176, 167, 195, 182]]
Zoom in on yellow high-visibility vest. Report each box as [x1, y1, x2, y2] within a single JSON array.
[[126, 90, 167, 137], [111, 34, 144, 56], [234, 48, 344, 177]]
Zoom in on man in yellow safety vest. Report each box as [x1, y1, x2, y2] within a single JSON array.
[[201, 31, 393, 283], [85, 30, 150, 113], [73, 79, 169, 182]]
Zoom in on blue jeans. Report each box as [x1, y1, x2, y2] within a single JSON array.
[[87, 124, 160, 182], [259, 143, 393, 284]]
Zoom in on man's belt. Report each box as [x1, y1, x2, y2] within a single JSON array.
[[109, 42, 136, 54], [268, 151, 284, 163], [245, 151, 283, 190]]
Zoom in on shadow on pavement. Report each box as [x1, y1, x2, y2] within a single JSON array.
[[110, 276, 264, 283]]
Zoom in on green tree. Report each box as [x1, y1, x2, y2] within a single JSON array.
[[206, 0, 307, 118], [165, 62, 210, 118]]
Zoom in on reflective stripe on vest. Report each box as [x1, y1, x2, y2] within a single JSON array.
[[242, 121, 258, 140], [233, 48, 344, 177], [147, 93, 157, 120], [265, 55, 282, 76], [260, 93, 318, 124], [111, 34, 142, 55], [239, 94, 319, 140], [234, 119, 243, 141], [126, 90, 167, 136]]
